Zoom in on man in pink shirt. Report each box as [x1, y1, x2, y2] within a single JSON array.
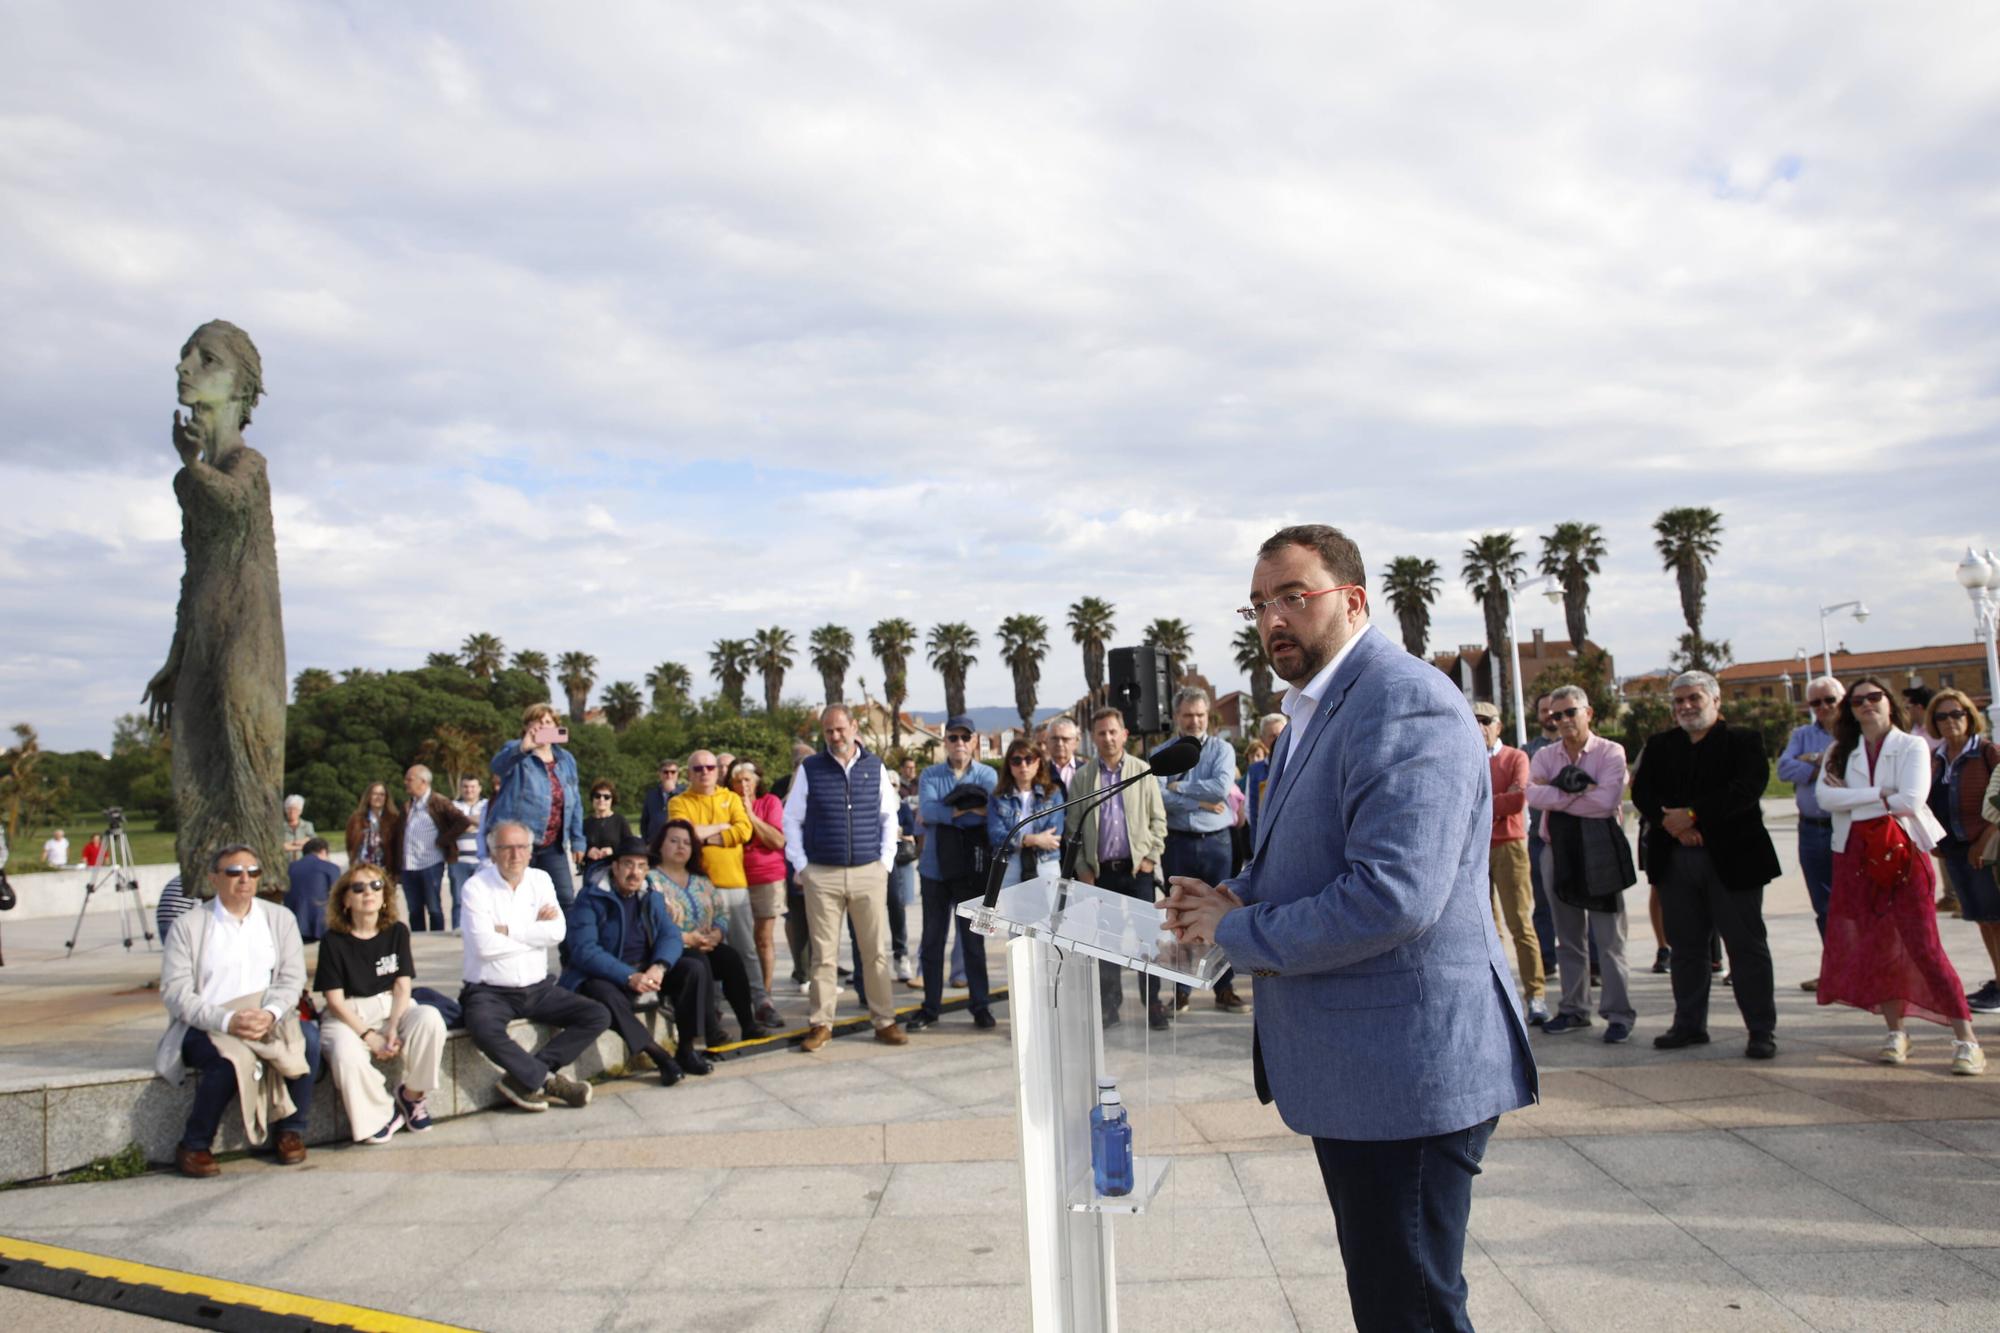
[[1525, 685, 1636, 1042], [1476, 702, 1547, 1025]]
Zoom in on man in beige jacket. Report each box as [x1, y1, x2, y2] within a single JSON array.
[[1066, 705, 1170, 1028]]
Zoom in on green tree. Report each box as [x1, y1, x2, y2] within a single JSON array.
[[1653, 506, 1724, 668], [1539, 522, 1607, 648], [646, 661, 692, 715], [1618, 693, 1674, 761], [1462, 532, 1525, 707], [927, 622, 980, 720], [460, 632, 506, 681], [870, 618, 918, 750], [709, 639, 752, 713], [601, 681, 644, 732], [425, 652, 462, 670], [1382, 556, 1443, 657], [1142, 617, 1194, 682], [1066, 596, 1117, 703], [998, 614, 1050, 731], [293, 667, 336, 702], [1232, 624, 1276, 718], [808, 625, 854, 707], [1670, 632, 1733, 674], [1521, 648, 1621, 735], [1, 724, 68, 852], [556, 651, 598, 723], [752, 626, 796, 714], [510, 650, 550, 690], [1722, 695, 1797, 764]]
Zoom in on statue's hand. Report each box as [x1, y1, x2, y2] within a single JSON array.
[[142, 664, 174, 731], [172, 410, 204, 466]]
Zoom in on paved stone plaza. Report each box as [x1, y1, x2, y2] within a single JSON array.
[[3, 834, 1998, 1331]]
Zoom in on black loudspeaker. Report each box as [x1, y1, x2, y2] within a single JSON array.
[[1107, 645, 1172, 735]]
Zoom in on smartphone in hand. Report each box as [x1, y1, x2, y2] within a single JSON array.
[[529, 722, 569, 746]]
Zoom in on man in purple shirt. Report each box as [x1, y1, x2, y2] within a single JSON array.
[[1524, 685, 1636, 1042]]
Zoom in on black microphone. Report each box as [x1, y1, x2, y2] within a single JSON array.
[[970, 734, 1206, 930]]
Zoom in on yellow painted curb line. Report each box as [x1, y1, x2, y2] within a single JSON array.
[[0, 1232, 469, 1331]]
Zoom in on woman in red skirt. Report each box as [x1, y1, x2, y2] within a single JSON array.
[[1815, 677, 1985, 1075]]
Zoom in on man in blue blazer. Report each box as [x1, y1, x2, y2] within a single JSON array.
[[1166, 524, 1538, 1333]]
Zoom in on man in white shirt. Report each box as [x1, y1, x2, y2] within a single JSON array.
[[449, 776, 488, 931], [395, 764, 471, 934], [459, 820, 608, 1111], [42, 828, 69, 868]]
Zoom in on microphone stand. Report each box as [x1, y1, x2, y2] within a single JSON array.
[[967, 762, 1161, 937]]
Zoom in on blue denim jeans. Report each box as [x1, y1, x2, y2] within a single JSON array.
[[401, 862, 447, 932], [180, 1019, 321, 1151], [448, 859, 478, 929], [887, 860, 916, 959], [1527, 829, 1557, 970], [1797, 819, 1834, 938], [532, 844, 575, 910]]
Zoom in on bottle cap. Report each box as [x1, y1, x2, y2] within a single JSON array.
[[1101, 1088, 1122, 1106], [1096, 1076, 1117, 1089]]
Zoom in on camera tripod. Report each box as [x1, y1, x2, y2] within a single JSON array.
[[64, 818, 155, 956]]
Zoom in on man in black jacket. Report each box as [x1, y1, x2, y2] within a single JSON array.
[[1631, 670, 1782, 1059]]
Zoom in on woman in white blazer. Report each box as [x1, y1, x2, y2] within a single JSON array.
[[1815, 677, 1983, 1074]]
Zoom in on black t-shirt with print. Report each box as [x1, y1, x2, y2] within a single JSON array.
[[314, 923, 415, 999]]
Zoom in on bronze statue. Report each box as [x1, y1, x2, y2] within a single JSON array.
[[143, 321, 288, 896]]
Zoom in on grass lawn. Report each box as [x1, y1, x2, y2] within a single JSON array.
[[6, 813, 178, 873]]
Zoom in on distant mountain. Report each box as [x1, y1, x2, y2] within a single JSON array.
[[910, 706, 1067, 731]]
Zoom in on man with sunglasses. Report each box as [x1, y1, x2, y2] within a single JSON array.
[[908, 714, 1000, 1031], [641, 760, 683, 844], [1778, 676, 1845, 987]]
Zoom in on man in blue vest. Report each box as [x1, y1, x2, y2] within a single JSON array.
[[781, 704, 909, 1052]]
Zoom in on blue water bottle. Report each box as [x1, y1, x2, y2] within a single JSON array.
[[1091, 1081, 1134, 1197]]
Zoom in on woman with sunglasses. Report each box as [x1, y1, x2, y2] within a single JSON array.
[[1926, 691, 2000, 1014], [345, 781, 399, 869], [1815, 677, 1984, 1074], [988, 739, 1064, 899], [648, 818, 776, 1045], [315, 864, 447, 1143], [581, 780, 634, 890]]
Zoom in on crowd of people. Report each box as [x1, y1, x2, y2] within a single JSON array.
[[148, 646, 1997, 1175]]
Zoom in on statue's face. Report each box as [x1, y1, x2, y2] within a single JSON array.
[[176, 334, 240, 412]]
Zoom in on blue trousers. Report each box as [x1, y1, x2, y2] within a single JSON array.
[[448, 859, 478, 929], [1797, 818, 1834, 938], [532, 844, 576, 910], [1314, 1117, 1496, 1333], [1527, 829, 1557, 970], [180, 1020, 321, 1152], [918, 873, 990, 1019], [401, 862, 447, 932]]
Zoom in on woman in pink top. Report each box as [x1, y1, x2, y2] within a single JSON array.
[[731, 760, 788, 1030]]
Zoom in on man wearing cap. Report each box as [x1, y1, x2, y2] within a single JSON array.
[[640, 758, 683, 844], [1476, 702, 1548, 1025], [909, 714, 1001, 1031], [558, 834, 711, 1085]]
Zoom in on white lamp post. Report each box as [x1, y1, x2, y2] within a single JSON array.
[[1505, 573, 1567, 746], [1779, 671, 1793, 705], [1955, 547, 2000, 708], [1817, 599, 1870, 680]]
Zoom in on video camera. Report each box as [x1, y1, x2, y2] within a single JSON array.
[[103, 807, 125, 832]]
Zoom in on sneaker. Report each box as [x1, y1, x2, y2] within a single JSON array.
[[542, 1071, 593, 1108], [1540, 1014, 1592, 1035], [393, 1084, 433, 1133], [1603, 1021, 1632, 1045], [1879, 1030, 1910, 1065], [753, 1002, 785, 1029], [1952, 1041, 1987, 1076], [903, 1011, 937, 1031], [799, 979, 813, 994], [498, 1073, 549, 1112], [1968, 981, 2000, 1014], [1213, 988, 1249, 1013], [1525, 999, 1550, 1026], [1174, 990, 1192, 1013], [1652, 947, 1671, 975], [364, 1112, 404, 1144], [893, 955, 915, 983]]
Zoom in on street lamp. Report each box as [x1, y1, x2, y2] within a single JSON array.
[[1505, 573, 1566, 746], [1779, 671, 1793, 705], [1817, 599, 1869, 680], [1955, 547, 2000, 707]]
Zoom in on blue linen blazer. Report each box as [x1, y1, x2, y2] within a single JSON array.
[[1212, 628, 1538, 1141]]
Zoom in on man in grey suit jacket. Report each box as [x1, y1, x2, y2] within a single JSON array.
[[1166, 524, 1538, 1333]]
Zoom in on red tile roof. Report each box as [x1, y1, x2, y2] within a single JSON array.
[[1717, 642, 1987, 680]]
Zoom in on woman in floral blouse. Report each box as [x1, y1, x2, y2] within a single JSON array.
[[646, 819, 775, 1044]]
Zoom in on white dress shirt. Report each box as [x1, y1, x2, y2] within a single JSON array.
[[459, 862, 566, 987], [453, 798, 487, 859], [403, 791, 443, 871], [197, 897, 285, 1025], [42, 835, 69, 867], [781, 750, 901, 873]]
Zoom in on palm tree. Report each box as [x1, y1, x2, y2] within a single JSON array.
[[339, 666, 380, 683], [601, 681, 643, 732], [460, 632, 506, 681], [1232, 624, 1276, 718], [808, 624, 855, 707], [1462, 533, 1525, 710], [870, 618, 918, 750], [555, 651, 598, 722], [1381, 556, 1443, 657], [509, 649, 550, 688], [1066, 596, 1117, 704], [1142, 617, 1194, 683], [709, 638, 752, 712], [292, 667, 336, 702], [751, 626, 796, 714], [927, 622, 980, 720], [998, 614, 1050, 731], [1539, 522, 1607, 649], [425, 652, 461, 670], [645, 661, 692, 714], [1653, 506, 1725, 667]]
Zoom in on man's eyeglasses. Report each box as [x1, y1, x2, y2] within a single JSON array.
[[1806, 697, 1839, 708], [1236, 585, 1360, 623], [688, 763, 717, 772], [493, 843, 532, 855], [219, 866, 262, 878], [1549, 707, 1582, 721], [1849, 690, 1887, 708], [946, 732, 973, 742]]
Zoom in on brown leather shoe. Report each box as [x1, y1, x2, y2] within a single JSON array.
[[1214, 988, 1250, 1013], [273, 1131, 306, 1166], [874, 1023, 909, 1046], [175, 1145, 219, 1178], [800, 1025, 833, 1052]]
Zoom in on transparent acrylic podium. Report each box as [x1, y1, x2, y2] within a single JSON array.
[[962, 876, 1230, 1333]]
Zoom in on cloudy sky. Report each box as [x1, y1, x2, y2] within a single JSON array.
[[5, 2, 1998, 751]]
